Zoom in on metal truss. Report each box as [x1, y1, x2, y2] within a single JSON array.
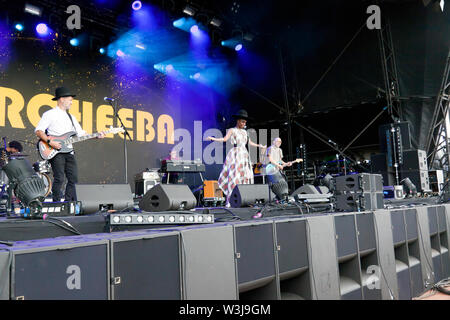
[[426, 51, 450, 175], [377, 15, 403, 121]]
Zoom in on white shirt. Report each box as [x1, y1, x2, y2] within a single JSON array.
[[35, 106, 86, 137]]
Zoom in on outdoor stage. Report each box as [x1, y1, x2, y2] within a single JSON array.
[[0, 197, 449, 300]]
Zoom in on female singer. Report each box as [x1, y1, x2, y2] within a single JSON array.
[[208, 109, 266, 207]]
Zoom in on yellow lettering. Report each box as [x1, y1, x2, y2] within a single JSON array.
[[82, 101, 93, 134], [0, 87, 25, 128], [117, 108, 134, 140], [157, 114, 174, 144], [136, 110, 155, 142], [96, 104, 114, 138], [26, 94, 56, 127]]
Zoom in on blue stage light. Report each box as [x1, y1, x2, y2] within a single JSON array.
[[166, 64, 174, 72], [69, 38, 79, 46], [190, 25, 199, 34], [193, 72, 200, 79], [15, 24, 24, 31], [234, 43, 243, 51], [132, 1, 142, 11], [99, 48, 105, 54], [35, 23, 49, 36], [173, 18, 184, 28]]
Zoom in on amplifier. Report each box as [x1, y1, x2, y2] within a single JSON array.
[[203, 180, 223, 198], [22, 201, 82, 218], [134, 170, 161, 181]]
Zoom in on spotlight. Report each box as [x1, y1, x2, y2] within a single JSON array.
[[243, 33, 254, 42], [15, 24, 24, 31], [165, 64, 174, 72], [24, 3, 42, 16], [401, 177, 417, 197], [135, 43, 145, 50], [69, 38, 79, 46], [210, 18, 222, 27], [193, 72, 200, 79], [99, 47, 105, 54], [234, 43, 243, 51], [190, 25, 199, 34], [132, 0, 142, 11], [183, 5, 196, 16], [35, 23, 49, 36], [116, 49, 125, 57], [173, 18, 184, 28]]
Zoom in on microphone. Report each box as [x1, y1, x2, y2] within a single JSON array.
[[104, 97, 115, 102]]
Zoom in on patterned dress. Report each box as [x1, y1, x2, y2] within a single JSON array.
[[218, 128, 254, 201]]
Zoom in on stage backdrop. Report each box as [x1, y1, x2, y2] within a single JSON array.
[[0, 35, 229, 191]]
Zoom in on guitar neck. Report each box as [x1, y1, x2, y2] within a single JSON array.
[[69, 132, 103, 143]]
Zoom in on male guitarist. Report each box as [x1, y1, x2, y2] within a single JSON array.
[[264, 137, 292, 173], [35, 87, 105, 202]]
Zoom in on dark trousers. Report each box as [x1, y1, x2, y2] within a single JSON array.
[[49, 153, 78, 201]]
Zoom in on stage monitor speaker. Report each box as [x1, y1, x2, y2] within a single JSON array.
[[75, 184, 134, 214], [139, 184, 196, 212], [229, 184, 275, 208]]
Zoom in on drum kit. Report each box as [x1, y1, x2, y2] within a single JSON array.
[[0, 150, 52, 215]]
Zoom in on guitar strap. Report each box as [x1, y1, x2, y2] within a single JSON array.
[[66, 110, 76, 131]]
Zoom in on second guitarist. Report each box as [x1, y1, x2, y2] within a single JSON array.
[[264, 137, 292, 173], [35, 87, 105, 202]]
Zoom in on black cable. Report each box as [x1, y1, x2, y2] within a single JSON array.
[[42, 218, 81, 235]]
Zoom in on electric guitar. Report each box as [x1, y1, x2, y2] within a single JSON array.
[[37, 127, 125, 160], [265, 158, 303, 176]]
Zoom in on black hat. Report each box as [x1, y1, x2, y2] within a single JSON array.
[[232, 109, 250, 120], [52, 87, 76, 101]]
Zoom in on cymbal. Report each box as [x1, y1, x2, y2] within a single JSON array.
[[8, 153, 29, 157]]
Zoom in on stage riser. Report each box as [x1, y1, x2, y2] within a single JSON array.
[[1, 204, 450, 300]]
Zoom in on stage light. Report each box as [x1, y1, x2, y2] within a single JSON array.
[[137, 215, 144, 223], [35, 23, 49, 36], [69, 38, 79, 46], [193, 72, 200, 79], [221, 41, 226, 46], [15, 24, 24, 31], [116, 49, 125, 57], [147, 216, 154, 222], [169, 216, 175, 223], [110, 213, 214, 225], [234, 43, 243, 51], [190, 25, 199, 34], [24, 3, 42, 16], [183, 5, 196, 16], [166, 64, 174, 72], [173, 18, 184, 28], [135, 43, 145, 50], [99, 47, 105, 54], [132, 0, 142, 11], [210, 18, 222, 27]]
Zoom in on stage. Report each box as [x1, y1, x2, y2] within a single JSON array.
[[0, 197, 449, 300]]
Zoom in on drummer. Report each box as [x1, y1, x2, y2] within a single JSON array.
[[0, 140, 24, 185], [4, 141, 23, 156]]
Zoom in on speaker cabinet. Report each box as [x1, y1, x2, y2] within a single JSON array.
[[229, 184, 275, 208], [336, 173, 383, 193], [180, 224, 238, 300], [139, 184, 196, 212], [274, 218, 311, 300], [334, 214, 362, 300], [109, 230, 181, 300], [8, 237, 109, 300], [234, 221, 279, 300], [75, 184, 134, 214], [0, 250, 10, 300]]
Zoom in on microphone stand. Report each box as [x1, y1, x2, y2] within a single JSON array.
[[107, 99, 132, 184]]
